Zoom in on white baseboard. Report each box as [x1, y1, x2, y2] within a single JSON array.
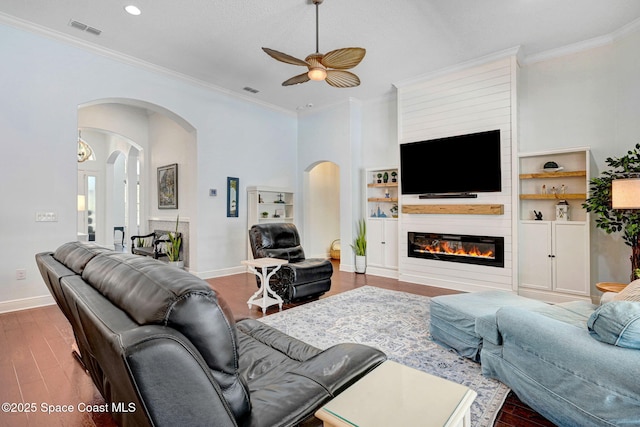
[[364, 266, 399, 279], [517, 288, 593, 304], [0, 295, 55, 314], [399, 273, 512, 293], [193, 265, 247, 280]]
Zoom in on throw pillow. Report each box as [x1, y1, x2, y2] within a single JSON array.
[[613, 279, 640, 302], [587, 301, 640, 349]]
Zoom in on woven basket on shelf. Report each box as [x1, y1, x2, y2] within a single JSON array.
[[330, 239, 341, 260]]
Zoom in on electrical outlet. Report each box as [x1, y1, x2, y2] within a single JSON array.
[[35, 212, 58, 222], [16, 269, 26, 280]]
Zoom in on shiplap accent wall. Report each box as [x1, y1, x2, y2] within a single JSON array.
[[396, 56, 518, 293]]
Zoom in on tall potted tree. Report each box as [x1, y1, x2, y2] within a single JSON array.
[[583, 143, 640, 281], [351, 219, 367, 273]]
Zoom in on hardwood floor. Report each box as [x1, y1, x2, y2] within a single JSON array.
[[0, 262, 555, 426]]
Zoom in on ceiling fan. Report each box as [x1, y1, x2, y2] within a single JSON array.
[[262, 0, 365, 88]]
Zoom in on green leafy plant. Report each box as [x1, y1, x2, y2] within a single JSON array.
[[583, 143, 640, 281], [166, 216, 182, 262], [635, 268, 640, 280], [350, 219, 367, 256], [136, 237, 146, 248]]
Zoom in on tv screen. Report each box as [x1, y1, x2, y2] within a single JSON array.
[[400, 130, 502, 195]]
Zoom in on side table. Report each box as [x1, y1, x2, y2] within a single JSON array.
[[596, 282, 628, 293], [242, 258, 288, 314]]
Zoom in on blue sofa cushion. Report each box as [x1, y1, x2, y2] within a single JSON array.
[[587, 301, 640, 349]]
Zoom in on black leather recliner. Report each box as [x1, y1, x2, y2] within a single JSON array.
[[35, 242, 385, 427], [248, 223, 333, 302]]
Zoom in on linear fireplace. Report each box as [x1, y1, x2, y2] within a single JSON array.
[[408, 232, 504, 268]]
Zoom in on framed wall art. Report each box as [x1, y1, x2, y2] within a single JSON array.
[[158, 163, 178, 209], [227, 177, 239, 217]]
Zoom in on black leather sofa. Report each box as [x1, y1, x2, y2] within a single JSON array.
[[36, 242, 385, 427], [248, 223, 333, 302]]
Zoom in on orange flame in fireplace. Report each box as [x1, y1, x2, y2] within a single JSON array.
[[424, 241, 494, 258]]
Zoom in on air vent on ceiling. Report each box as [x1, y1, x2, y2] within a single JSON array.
[[243, 86, 260, 94], [69, 20, 102, 36]]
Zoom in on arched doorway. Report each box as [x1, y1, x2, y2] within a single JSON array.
[[304, 161, 340, 258], [77, 99, 197, 268]]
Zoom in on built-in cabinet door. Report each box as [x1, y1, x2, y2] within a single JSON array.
[[367, 219, 384, 267], [553, 222, 589, 295], [367, 218, 398, 269], [383, 219, 398, 269], [520, 221, 553, 290]]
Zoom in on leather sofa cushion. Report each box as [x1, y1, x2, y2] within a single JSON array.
[[53, 241, 111, 274], [81, 252, 250, 420]]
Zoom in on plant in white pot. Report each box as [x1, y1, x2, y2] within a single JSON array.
[[350, 219, 367, 273], [166, 215, 183, 268]]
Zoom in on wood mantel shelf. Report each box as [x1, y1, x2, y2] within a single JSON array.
[[402, 204, 504, 215], [519, 193, 586, 200]]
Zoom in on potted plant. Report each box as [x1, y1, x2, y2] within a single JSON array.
[[391, 171, 398, 182], [350, 219, 367, 273], [261, 211, 269, 218], [376, 173, 382, 184], [166, 215, 183, 268], [583, 143, 640, 281]]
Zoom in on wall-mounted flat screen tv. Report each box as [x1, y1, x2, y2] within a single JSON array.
[[400, 129, 502, 196]]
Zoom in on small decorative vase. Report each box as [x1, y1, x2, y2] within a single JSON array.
[[355, 255, 366, 274]]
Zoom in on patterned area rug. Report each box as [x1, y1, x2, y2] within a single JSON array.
[[258, 286, 510, 427]]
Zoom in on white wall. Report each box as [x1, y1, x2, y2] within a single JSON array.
[[520, 28, 640, 285], [0, 22, 296, 311]]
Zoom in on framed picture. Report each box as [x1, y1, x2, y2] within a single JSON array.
[[227, 177, 239, 217], [158, 163, 178, 209]]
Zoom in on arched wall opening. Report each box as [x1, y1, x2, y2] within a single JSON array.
[[303, 161, 341, 259], [77, 98, 197, 268]]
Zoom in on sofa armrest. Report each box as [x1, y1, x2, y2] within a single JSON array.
[[294, 343, 386, 396], [495, 307, 640, 413], [122, 326, 239, 427]]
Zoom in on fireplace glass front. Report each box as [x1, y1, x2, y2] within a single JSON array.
[[408, 232, 504, 268]]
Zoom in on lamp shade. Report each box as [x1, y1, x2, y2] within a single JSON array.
[[612, 178, 640, 209]]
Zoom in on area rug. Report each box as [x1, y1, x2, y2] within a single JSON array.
[[258, 286, 510, 427]]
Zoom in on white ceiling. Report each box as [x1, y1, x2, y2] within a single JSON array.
[[2, 0, 640, 112]]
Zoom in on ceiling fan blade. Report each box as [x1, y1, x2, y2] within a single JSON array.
[[282, 72, 311, 86], [262, 47, 309, 66], [320, 48, 366, 70], [325, 70, 360, 88]]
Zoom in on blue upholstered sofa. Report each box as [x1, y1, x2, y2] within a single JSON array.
[[431, 291, 640, 427]]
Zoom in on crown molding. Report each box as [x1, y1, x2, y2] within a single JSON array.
[[393, 46, 522, 89], [0, 12, 296, 117], [522, 17, 640, 65]]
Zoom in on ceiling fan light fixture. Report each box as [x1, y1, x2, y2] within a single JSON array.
[[262, 0, 365, 88], [308, 67, 327, 81], [124, 5, 141, 16]]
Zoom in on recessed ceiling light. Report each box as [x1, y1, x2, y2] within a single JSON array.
[[124, 5, 141, 16]]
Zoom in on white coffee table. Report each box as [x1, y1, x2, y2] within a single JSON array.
[[315, 360, 477, 427], [242, 258, 288, 313]]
